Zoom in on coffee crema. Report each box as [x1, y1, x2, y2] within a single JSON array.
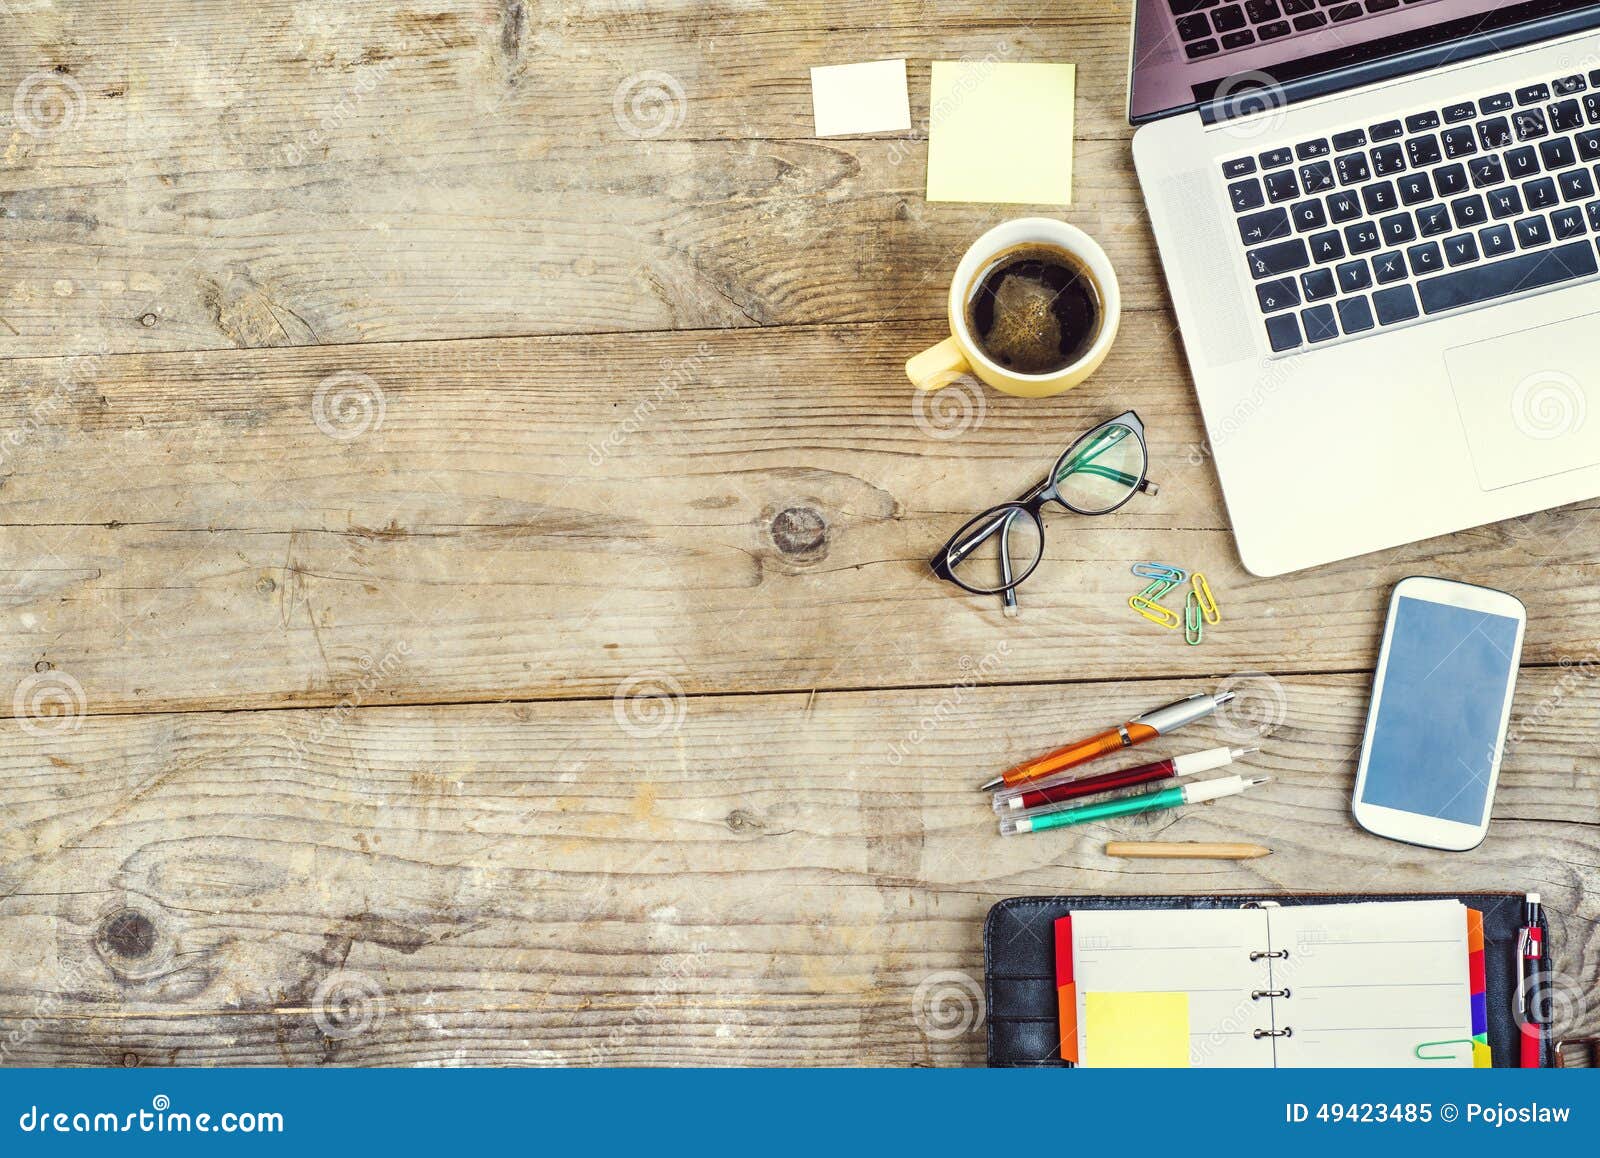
[[963, 243, 1102, 376]]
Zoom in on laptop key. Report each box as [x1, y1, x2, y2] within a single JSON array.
[[1257, 20, 1291, 38], [1516, 215, 1552, 248], [1291, 199, 1327, 231], [1586, 200, 1600, 231], [1444, 101, 1478, 123], [1479, 93, 1514, 115], [1230, 178, 1266, 211], [1265, 170, 1300, 202], [1373, 250, 1407, 283], [1328, 2, 1361, 19], [1238, 207, 1292, 243], [1336, 258, 1372, 292], [1540, 137, 1577, 170], [1335, 153, 1370, 185], [1380, 212, 1416, 245], [1245, 0, 1281, 20], [1176, 14, 1213, 39], [1506, 147, 1540, 179], [1292, 11, 1327, 29], [1264, 312, 1302, 352], [1585, 93, 1600, 123], [1299, 160, 1334, 192], [1432, 163, 1469, 196], [1370, 119, 1403, 142], [1479, 223, 1515, 257], [1256, 277, 1301, 313], [1301, 303, 1338, 342], [1406, 135, 1442, 168], [1361, 181, 1398, 213], [1332, 129, 1367, 151], [1517, 83, 1552, 106], [1415, 203, 1451, 236], [1562, 169, 1596, 201], [1221, 30, 1256, 49], [1222, 157, 1257, 179], [1555, 75, 1588, 97], [1246, 238, 1311, 278], [1345, 221, 1381, 253], [1309, 230, 1345, 263], [1552, 206, 1587, 239], [1327, 190, 1362, 222], [1405, 111, 1440, 133], [1371, 143, 1406, 175], [1398, 172, 1433, 205], [1301, 267, 1336, 300], [1525, 177, 1559, 210], [1514, 108, 1549, 140], [1337, 295, 1376, 334], [1450, 194, 1487, 228], [1373, 284, 1420, 324], [1407, 241, 1443, 275], [1488, 186, 1523, 219], [1468, 155, 1506, 187], [1296, 138, 1331, 160], [1477, 117, 1513, 150], [1441, 126, 1477, 158], [1212, 4, 1247, 31], [1551, 99, 1585, 133], [1186, 39, 1220, 59], [1577, 128, 1600, 161], [1260, 146, 1294, 168], [1416, 239, 1597, 313], [1443, 233, 1479, 266]]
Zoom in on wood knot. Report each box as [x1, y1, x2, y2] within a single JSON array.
[[96, 908, 156, 960], [725, 808, 764, 833], [770, 506, 827, 560]]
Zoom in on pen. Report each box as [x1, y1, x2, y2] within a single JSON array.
[[979, 690, 1237, 792], [992, 745, 1257, 812], [1518, 891, 1546, 1068], [998, 773, 1271, 835]]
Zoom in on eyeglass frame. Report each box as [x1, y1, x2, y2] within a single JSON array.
[[929, 410, 1159, 606]]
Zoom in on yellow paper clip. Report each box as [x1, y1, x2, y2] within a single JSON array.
[[1129, 594, 1181, 629], [1185, 590, 1203, 646], [1192, 572, 1220, 625], [1132, 562, 1186, 583]]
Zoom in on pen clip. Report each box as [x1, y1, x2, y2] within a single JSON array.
[[1515, 930, 1530, 1019]]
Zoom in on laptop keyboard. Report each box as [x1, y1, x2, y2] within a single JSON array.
[[1224, 68, 1600, 354], [1171, 0, 1443, 61]]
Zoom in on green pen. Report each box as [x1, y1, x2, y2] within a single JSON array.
[[997, 774, 1271, 836]]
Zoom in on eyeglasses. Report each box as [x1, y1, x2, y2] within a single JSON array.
[[930, 411, 1158, 610]]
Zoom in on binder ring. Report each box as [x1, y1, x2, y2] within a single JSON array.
[[1249, 949, 1290, 961], [1251, 988, 1292, 999], [1253, 1027, 1293, 1039]]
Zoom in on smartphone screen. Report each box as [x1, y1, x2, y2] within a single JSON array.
[[1359, 596, 1523, 826]]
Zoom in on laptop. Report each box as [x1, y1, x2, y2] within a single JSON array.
[[1131, 0, 1600, 575]]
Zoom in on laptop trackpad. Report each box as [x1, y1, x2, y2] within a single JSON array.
[[1445, 314, 1600, 491]]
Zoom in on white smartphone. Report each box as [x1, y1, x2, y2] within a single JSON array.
[[1352, 576, 1526, 851]]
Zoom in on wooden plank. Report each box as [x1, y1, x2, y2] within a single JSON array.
[[3, 320, 1600, 716], [0, 1, 1157, 358], [1, 673, 1595, 1065]]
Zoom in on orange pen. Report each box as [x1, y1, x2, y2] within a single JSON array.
[[979, 690, 1237, 791]]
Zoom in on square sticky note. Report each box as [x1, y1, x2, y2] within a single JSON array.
[[1083, 991, 1190, 1068], [927, 61, 1075, 204], [810, 59, 911, 137]]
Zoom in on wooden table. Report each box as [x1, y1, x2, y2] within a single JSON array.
[[0, 1, 1595, 1067]]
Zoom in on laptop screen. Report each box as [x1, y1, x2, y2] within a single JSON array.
[[1130, 0, 1600, 122]]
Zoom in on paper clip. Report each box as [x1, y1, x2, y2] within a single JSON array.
[[1139, 578, 1178, 600], [1132, 562, 1186, 583], [1185, 590, 1204, 646], [1191, 572, 1220, 625], [1414, 1039, 1474, 1062], [1129, 594, 1181, 629]]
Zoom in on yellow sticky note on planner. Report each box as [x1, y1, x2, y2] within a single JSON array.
[[926, 61, 1075, 205], [1083, 992, 1190, 1068]]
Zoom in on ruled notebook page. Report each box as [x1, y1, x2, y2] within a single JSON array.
[[1071, 909, 1275, 1067], [1267, 900, 1473, 1068]]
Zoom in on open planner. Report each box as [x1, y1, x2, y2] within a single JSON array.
[[1057, 900, 1489, 1068]]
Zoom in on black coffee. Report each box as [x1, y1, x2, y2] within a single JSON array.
[[964, 244, 1101, 375]]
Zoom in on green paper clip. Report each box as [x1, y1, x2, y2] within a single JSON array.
[[1414, 1038, 1474, 1062], [1139, 578, 1178, 600], [1184, 589, 1204, 646], [1132, 562, 1187, 583]]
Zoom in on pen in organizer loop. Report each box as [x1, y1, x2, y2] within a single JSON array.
[[991, 745, 1257, 813], [978, 689, 1237, 792]]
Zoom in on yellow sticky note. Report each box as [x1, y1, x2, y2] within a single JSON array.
[[1083, 991, 1190, 1068], [927, 61, 1075, 205]]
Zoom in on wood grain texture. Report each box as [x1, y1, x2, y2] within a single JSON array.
[[1, 674, 1595, 1065], [0, 0, 1155, 359], [2, 319, 1599, 716]]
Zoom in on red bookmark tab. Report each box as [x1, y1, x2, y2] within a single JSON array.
[[1055, 915, 1079, 1065]]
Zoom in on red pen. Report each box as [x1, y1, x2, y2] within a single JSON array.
[[1518, 892, 1547, 1068], [992, 746, 1256, 813]]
